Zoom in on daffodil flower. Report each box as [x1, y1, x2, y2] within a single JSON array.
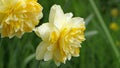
[[34, 5, 85, 66], [0, 0, 43, 38], [109, 22, 119, 31]]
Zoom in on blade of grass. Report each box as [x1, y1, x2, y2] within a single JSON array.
[[85, 13, 94, 26], [89, 0, 120, 62], [85, 30, 98, 37]]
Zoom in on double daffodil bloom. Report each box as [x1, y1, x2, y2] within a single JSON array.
[[0, 0, 43, 38], [34, 5, 85, 66]]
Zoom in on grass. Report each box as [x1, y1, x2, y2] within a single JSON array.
[[0, 0, 120, 68]]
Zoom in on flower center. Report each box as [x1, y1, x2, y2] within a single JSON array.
[[65, 28, 84, 45], [49, 27, 85, 46], [8, 7, 15, 15]]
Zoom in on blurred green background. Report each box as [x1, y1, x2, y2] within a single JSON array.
[[0, 0, 120, 68]]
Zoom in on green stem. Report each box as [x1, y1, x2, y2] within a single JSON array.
[[22, 53, 35, 68], [89, 0, 120, 62]]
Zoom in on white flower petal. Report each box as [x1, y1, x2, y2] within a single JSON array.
[[67, 54, 71, 60], [47, 44, 54, 51], [70, 17, 85, 28], [44, 51, 53, 61], [65, 13, 73, 23], [34, 23, 53, 40], [49, 4, 66, 30], [36, 41, 49, 60], [54, 60, 61, 66]]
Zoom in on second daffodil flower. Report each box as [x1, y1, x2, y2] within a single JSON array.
[[34, 5, 86, 66], [0, 0, 43, 38]]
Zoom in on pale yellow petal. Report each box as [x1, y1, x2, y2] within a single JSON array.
[[44, 51, 53, 61], [65, 13, 73, 23], [34, 23, 53, 40], [70, 17, 85, 28], [67, 54, 71, 60], [36, 41, 49, 60], [54, 60, 61, 66], [49, 4, 66, 30]]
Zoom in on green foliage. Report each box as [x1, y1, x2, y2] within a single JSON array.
[[0, 0, 120, 68]]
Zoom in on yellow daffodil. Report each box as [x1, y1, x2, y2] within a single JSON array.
[[110, 8, 119, 17], [34, 5, 85, 66], [0, 0, 43, 38], [109, 22, 119, 31], [116, 40, 120, 46]]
